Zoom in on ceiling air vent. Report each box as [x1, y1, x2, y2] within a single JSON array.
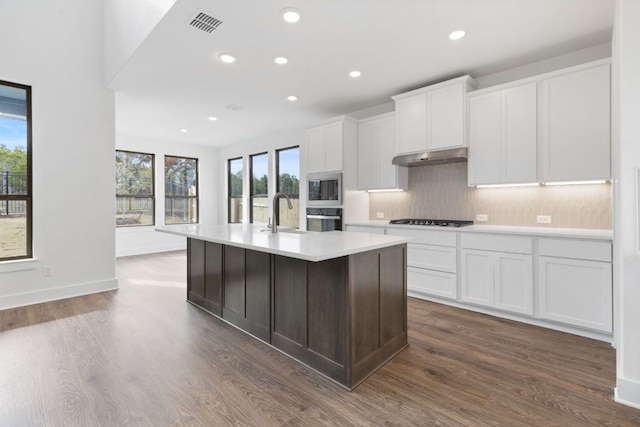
[[187, 11, 222, 34]]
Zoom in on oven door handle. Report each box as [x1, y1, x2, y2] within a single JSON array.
[[306, 215, 341, 220]]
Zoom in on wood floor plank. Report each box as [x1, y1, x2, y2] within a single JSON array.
[[1, 250, 639, 427]]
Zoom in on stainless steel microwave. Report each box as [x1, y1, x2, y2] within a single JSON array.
[[307, 172, 342, 206]]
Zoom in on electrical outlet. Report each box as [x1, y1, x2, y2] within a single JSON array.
[[376, 212, 384, 219], [537, 215, 552, 224], [476, 214, 488, 222], [43, 266, 53, 277]]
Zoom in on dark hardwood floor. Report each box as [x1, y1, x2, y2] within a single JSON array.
[[1, 250, 639, 426]]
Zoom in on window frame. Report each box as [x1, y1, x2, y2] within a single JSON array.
[[227, 156, 243, 224], [0, 79, 32, 261], [275, 145, 300, 228], [115, 149, 156, 228], [249, 152, 268, 224], [164, 154, 199, 225]]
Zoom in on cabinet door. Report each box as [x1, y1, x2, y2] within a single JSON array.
[[307, 126, 325, 173], [324, 121, 343, 172], [427, 83, 465, 150], [460, 249, 494, 307], [538, 256, 612, 332], [502, 83, 537, 183], [395, 92, 427, 154], [468, 92, 502, 185], [377, 114, 401, 189], [357, 120, 378, 190], [542, 63, 611, 182], [494, 252, 533, 315]]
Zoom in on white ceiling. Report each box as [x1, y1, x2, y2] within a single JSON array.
[[110, 0, 614, 148]]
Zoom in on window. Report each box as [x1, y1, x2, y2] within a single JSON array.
[[250, 152, 268, 224], [228, 157, 243, 223], [115, 150, 154, 227], [0, 80, 32, 261], [164, 155, 198, 224], [276, 146, 300, 228]]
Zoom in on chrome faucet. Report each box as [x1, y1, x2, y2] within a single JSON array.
[[272, 192, 293, 233]]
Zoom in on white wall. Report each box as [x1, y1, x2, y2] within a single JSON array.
[[0, 0, 117, 309], [115, 133, 219, 257], [104, 0, 176, 84], [614, 0, 640, 410]]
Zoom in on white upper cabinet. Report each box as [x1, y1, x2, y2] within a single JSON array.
[[541, 61, 611, 182], [468, 83, 537, 186], [357, 113, 408, 191], [392, 75, 475, 155], [306, 118, 348, 173]]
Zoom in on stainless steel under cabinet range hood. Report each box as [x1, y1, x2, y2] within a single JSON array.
[[392, 147, 468, 167]]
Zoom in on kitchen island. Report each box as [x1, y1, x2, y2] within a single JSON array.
[[157, 224, 409, 390]]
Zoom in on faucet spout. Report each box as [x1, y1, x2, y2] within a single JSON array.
[[272, 192, 293, 233]]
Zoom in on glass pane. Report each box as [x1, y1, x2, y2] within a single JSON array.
[[251, 153, 268, 197], [115, 197, 154, 227], [277, 147, 299, 228], [0, 115, 28, 195], [251, 196, 268, 224], [115, 151, 153, 196], [228, 197, 243, 223], [228, 158, 243, 197], [0, 202, 27, 258], [165, 197, 198, 224], [165, 156, 197, 196], [250, 153, 268, 224]]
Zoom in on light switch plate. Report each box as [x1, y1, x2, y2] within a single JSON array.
[[476, 214, 488, 222], [376, 212, 384, 219]]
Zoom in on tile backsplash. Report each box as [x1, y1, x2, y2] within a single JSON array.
[[368, 163, 612, 229]]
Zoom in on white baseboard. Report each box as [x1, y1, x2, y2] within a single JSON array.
[[116, 243, 185, 258], [0, 278, 118, 310], [615, 377, 640, 409]]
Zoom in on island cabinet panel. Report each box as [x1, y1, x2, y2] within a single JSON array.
[[350, 245, 408, 386], [222, 246, 271, 342], [272, 256, 307, 347], [203, 242, 223, 316], [307, 258, 348, 365], [187, 239, 224, 315]]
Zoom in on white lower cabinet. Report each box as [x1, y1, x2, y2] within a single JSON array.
[[345, 225, 385, 234], [538, 238, 612, 333], [461, 235, 533, 316], [387, 228, 458, 300]]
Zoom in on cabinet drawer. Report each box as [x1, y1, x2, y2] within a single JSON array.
[[407, 243, 456, 273], [538, 238, 611, 262], [407, 267, 457, 300], [461, 233, 532, 254], [346, 225, 386, 235], [387, 228, 456, 246]]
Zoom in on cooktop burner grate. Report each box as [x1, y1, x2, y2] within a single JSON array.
[[389, 219, 474, 227]]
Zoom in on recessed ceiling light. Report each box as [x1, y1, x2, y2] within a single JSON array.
[[207, 116, 218, 121], [349, 70, 362, 78], [180, 129, 189, 133], [218, 53, 236, 63], [281, 7, 301, 23], [275, 57, 288, 65], [449, 30, 466, 40], [287, 95, 298, 101]]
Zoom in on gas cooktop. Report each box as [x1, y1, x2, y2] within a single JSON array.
[[389, 219, 474, 227]]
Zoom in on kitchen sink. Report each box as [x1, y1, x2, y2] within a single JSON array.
[[259, 227, 307, 234]]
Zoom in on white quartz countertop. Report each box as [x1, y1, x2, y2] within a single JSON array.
[[156, 224, 409, 262], [346, 221, 613, 240]]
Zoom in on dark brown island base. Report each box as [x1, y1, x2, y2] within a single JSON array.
[[184, 235, 408, 390]]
